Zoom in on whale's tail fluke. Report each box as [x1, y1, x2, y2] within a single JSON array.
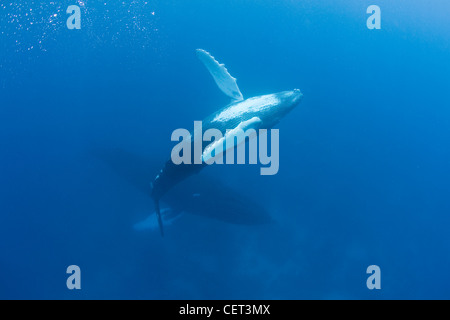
[[154, 198, 164, 237], [150, 159, 206, 238]]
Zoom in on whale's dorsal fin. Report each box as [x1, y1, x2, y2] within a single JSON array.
[[196, 49, 244, 102]]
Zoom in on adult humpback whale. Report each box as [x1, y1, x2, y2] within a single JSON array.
[[151, 49, 303, 236], [92, 147, 273, 226]]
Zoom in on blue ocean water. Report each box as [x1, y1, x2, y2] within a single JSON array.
[[1, 0, 449, 300]]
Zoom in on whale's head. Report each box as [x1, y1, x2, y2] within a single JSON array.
[[279, 89, 303, 111], [262, 89, 303, 126]]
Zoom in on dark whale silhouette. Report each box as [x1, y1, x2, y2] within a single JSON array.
[[93, 148, 273, 227]]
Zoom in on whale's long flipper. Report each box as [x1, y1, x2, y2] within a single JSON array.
[[202, 117, 262, 163], [196, 49, 244, 102]]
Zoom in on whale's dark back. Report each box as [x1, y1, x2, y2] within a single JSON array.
[[151, 159, 205, 200]]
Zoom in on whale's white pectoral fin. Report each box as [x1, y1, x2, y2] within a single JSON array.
[[196, 49, 244, 102], [202, 117, 262, 163]]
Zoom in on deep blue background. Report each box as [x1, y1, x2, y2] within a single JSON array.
[[1, 1, 450, 299]]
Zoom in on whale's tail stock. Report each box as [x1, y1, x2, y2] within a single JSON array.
[[150, 158, 205, 237], [150, 176, 165, 237], [150, 179, 165, 237], [153, 196, 164, 237]]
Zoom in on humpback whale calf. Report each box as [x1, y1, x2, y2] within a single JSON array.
[[151, 49, 303, 236]]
